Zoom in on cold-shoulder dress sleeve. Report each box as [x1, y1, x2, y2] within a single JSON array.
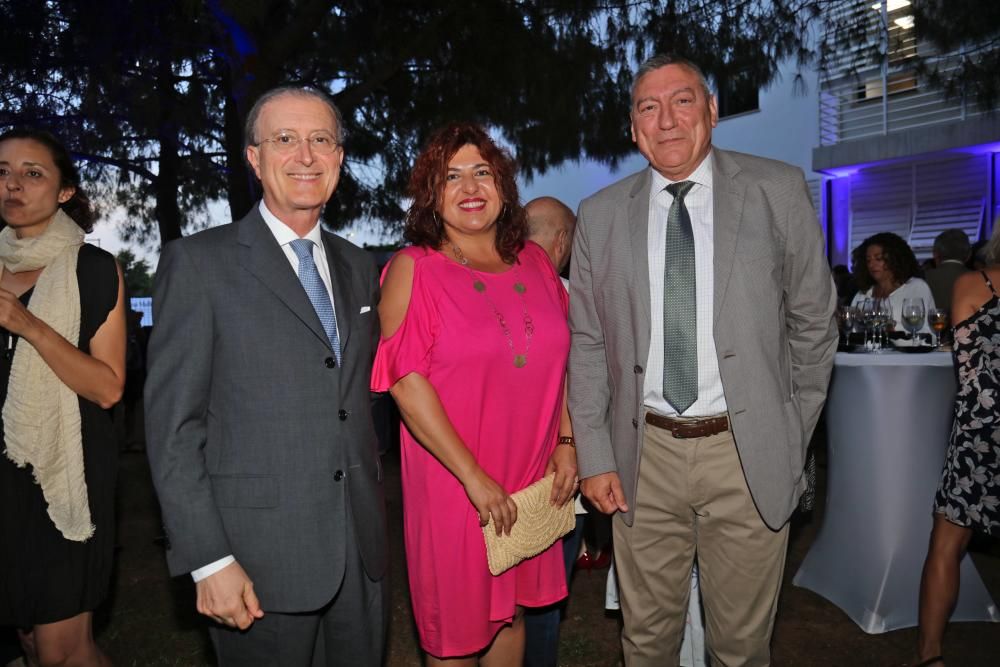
[[371, 246, 440, 391]]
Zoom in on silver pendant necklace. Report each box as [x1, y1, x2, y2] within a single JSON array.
[[451, 243, 534, 367]]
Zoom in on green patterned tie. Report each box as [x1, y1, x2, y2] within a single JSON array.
[[662, 181, 698, 413]]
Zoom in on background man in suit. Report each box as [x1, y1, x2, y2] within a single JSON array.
[[925, 229, 971, 312], [568, 54, 837, 666], [526, 196, 576, 276], [145, 86, 387, 666], [523, 195, 579, 667]]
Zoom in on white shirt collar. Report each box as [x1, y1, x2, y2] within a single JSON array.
[[649, 151, 714, 200], [257, 201, 323, 247]]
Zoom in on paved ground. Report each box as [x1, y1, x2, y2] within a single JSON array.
[[92, 439, 999, 666]]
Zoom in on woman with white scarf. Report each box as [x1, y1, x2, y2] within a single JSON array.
[[0, 129, 126, 667]]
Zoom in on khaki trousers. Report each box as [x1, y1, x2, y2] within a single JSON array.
[[613, 421, 789, 667]]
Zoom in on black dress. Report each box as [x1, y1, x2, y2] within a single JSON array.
[[0, 244, 119, 627], [933, 271, 1000, 536]]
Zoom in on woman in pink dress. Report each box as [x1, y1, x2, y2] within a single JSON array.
[[372, 123, 577, 664]]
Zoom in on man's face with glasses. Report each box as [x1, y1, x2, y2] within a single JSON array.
[[246, 94, 344, 226], [258, 130, 339, 155]]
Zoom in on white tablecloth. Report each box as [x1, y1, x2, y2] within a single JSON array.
[[793, 351, 998, 633], [833, 349, 954, 367]]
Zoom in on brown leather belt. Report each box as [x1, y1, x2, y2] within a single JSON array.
[[644, 412, 729, 439]]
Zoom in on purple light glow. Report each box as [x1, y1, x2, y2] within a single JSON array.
[[954, 141, 1000, 157], [822, 140, 1000, 264], [819, 140, 1000, 176], [828, 177, 852, 266]]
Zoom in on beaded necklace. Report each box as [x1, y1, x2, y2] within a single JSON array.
[[451, 243, 534, 367]]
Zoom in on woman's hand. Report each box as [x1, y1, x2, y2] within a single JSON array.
[[546, 441, 578, 507], [0, 288, 40, 340], [0, 264, 127, 408], [464, 467, 518, 536]]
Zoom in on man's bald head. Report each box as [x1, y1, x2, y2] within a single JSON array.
[[525, 196, 576, 273]]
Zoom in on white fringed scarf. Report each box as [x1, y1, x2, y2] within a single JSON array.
[[0, 209, 91, 541]]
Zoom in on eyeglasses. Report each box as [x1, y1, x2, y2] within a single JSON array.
[[256, 130, 340, 154]]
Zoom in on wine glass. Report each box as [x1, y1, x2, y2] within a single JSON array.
[[837, 305, 859, 346], [860, 298, 876, 350], [900, 298, 926, 345], [928, 308, 948, 348], [875, 297, 893, 351]]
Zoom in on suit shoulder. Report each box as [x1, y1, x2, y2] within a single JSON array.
[[322, 231, 376, 269], [166, 219, 239, 251], [580, 168, 647, 209], [720, 149, 806, 186]]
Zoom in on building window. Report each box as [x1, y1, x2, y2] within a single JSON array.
[[855, 0, 918, 100], [716, 70, 760, 118], [857, 70, 918, 100]]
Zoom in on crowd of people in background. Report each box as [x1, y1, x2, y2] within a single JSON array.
[[0, 52, 997, 667]]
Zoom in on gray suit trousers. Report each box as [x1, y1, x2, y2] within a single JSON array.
[[209, 527, 387, 667]]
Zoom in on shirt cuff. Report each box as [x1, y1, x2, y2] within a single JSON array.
[[191, 555, 236, 582]]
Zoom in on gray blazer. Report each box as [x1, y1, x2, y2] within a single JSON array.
[[568, 148, 837, 530], [145, 207, 387, 612]]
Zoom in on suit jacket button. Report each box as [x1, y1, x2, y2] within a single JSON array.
[[634, 365, 643, 374], [632, 418, 638, 428], [338, 409, 348, 421], [333, 470, 345, 481], [325, 357, 336, 368]]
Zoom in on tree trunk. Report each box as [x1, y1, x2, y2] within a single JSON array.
[[223, 68, 257, 222], [154, 55, 182, 244]]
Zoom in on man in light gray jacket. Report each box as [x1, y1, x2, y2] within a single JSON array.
[[569, 54, 837, 666]]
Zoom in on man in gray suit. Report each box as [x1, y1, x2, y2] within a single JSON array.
[[145, 87, 387, 665], [569, 55, 837, 666], [925, 229, 970, 312]]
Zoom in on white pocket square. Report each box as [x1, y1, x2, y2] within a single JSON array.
[[359, 306, 371, 314]]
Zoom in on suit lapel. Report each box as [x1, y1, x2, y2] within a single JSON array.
[[711, 149, 746, 323], [321, 232, 353, 354], [236, 209, 333, 350], [628, 169, 653, 366]]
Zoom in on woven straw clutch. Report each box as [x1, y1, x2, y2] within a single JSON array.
[[482, 473, 576, 576]]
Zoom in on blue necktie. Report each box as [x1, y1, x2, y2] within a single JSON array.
[[662, 181, 697, 413], [290, 238, 341, 364]]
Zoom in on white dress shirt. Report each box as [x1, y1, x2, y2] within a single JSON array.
[[643, 155, 728, 417], [259, 201, 340, 342], [190, 202, 339, 582]]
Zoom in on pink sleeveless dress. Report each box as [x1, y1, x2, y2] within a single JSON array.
[[372, 241, 569, 657]]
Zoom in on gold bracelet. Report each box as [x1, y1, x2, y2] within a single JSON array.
[[557, 436, 575, 447]]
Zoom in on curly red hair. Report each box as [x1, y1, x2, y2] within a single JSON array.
[[404, 123, 526, 264]]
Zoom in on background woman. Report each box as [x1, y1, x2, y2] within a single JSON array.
[[373, 123, 575, 665], [915, 224, 1000, 667], [850, 232, 935, 332], [0, 128, 126, 666]]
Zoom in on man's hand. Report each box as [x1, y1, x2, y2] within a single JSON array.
[[195, 561, 264, 630], [581, 471, 629, 514]]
